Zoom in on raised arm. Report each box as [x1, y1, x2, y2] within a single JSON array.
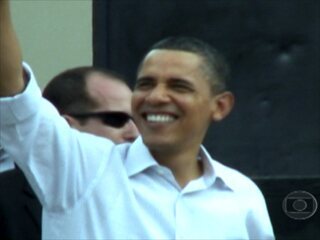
[[0, 0, 24, 96]]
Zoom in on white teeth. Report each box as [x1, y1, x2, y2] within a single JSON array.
[[146, 114, 175, 123]]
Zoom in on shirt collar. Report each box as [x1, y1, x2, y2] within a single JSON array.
[[125, 138, 236, 192], [199, 146, 235, 192], [125, 136, 158, 177]]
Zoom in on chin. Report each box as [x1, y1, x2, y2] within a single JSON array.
[[142, 136, 168, 150], [142, 136, 173, 153]]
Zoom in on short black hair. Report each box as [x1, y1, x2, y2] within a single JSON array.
[[139, 36, 230, 94], [42, 66, 127, 115]]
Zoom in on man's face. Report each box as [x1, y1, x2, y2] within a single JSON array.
[[132, 49, 217, 154], [72, 72, 139, 143]]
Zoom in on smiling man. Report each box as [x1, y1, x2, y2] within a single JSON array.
[[132, 47, 234, 187], [0, 1, 274, 239]]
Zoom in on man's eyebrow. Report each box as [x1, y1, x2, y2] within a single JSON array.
[[170, 78, 191, 83], [135, 76, 156, 87], [136, 76, 154, 82], [169, 78, 195, 87]]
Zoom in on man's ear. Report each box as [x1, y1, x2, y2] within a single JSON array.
[[62, 114, 80, 128], [211, 91, 234, 122]]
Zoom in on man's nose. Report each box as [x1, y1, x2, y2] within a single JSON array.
[[122, 120, 139, 142], [145, 85, 170, 105]]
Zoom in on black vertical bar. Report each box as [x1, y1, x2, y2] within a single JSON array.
[[92, 0, 110, 68]]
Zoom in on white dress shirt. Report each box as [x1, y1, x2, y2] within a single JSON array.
[[0, 63, 274, 240]]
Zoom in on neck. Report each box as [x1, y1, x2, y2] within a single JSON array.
[[151, 147, 203, 188]]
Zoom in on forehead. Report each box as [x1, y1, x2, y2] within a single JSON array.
[[137, 50, 211, 90], [86, 73, 132, 112], [139, 49, 205, 76]]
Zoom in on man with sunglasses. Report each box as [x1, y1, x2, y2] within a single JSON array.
[[0, 1, 274, 239], [0, 66, 139, 240], [42, 66, 139, 143]]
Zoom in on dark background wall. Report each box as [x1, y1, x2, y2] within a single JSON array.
[[93, 0, 320, 239]]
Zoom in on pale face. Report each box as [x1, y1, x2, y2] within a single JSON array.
[[71, 72, 139, 143], [132, 50, 217, 155]]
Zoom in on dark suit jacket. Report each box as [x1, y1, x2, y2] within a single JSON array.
[[0, 167, 41, 240]]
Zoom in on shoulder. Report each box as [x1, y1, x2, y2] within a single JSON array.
[[201, 146, 259, 193], [213, 159, 264, 197]]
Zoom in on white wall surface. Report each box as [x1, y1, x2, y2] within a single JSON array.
[[11, 0, 92, 89]]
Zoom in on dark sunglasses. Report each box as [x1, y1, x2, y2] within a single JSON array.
[[69, 111, 132, 128]]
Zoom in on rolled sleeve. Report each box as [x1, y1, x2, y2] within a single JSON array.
[[0, 62, 42, 125]]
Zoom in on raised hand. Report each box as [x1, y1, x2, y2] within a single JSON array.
[[0, 0, 24, 97]]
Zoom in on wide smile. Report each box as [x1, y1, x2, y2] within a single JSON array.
[[142, 113, 178, 124], [146, 113, 175, 123]]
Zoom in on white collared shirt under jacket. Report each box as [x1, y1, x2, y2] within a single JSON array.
[[0, 64, 275, 240]]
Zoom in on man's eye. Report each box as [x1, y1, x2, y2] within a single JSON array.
[[171, 84, 193, 92], [135, 81, 152, 89]]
